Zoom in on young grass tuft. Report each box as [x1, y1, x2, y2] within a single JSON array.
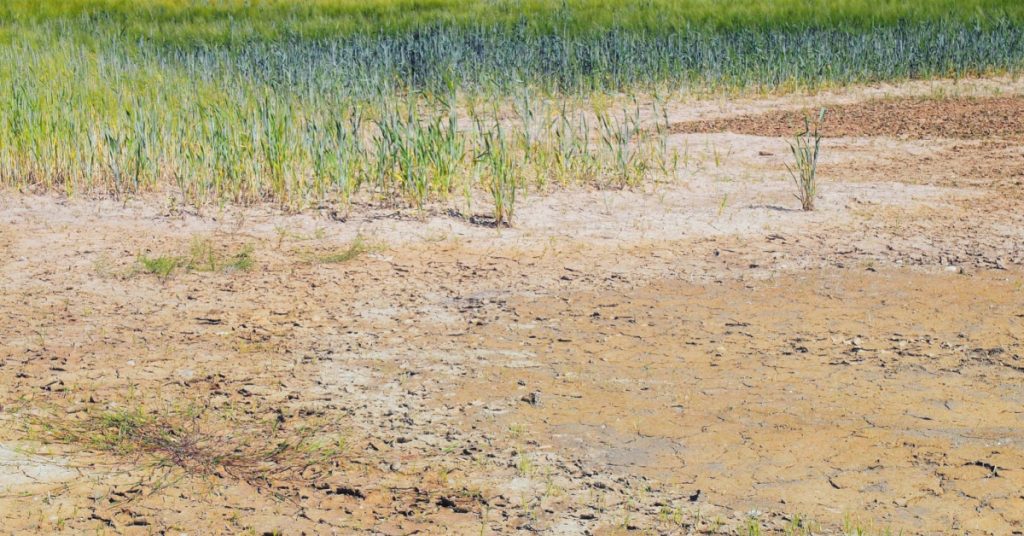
[[788, 108, 826, 211], [226, 245, 255, 271], [307, 235, 376, 264], [137, 238, 255, 277], [477, 124, 519, 227], [138, 254, 180, 278]]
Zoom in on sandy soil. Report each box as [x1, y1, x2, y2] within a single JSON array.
[[1, 80, 1023, 535]]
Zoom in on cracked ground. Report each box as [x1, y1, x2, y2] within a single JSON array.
[[1, 79, 1023, 534]]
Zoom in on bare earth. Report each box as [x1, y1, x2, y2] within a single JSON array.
[[1, 79, 1023, 535]]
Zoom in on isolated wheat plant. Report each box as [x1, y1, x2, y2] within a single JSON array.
[[787, 108, 826, 211], [477, 122, 518, 226]]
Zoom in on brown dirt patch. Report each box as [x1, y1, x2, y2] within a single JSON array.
[[672, 96, 1024, 139], [452, 268, 1024, 534]]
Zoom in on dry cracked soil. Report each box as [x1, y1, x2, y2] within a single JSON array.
[[1, 78, 1023, 535]]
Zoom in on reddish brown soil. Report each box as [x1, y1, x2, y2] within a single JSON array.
[[672, 96, 1024, 140]]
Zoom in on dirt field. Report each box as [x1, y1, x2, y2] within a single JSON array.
[[1, 79, 1023, 535]]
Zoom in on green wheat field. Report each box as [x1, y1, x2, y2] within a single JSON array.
[[1, 0, 1022, 216]]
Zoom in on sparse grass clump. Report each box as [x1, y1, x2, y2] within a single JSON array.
[[477, 125, 520, 226], [788, 109, 826, 211], [304, 235, 379, 264], [25, 401, 346, 490], [186, 239, 254, 272], [138, 254, 180, 278], [137, 238, 255, 278]]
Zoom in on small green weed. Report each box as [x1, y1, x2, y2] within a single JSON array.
[[303, 235, 378, 264], [747, 517, 763, 536], [137, 238, 255, 277], [138, 254, 180, 278]]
